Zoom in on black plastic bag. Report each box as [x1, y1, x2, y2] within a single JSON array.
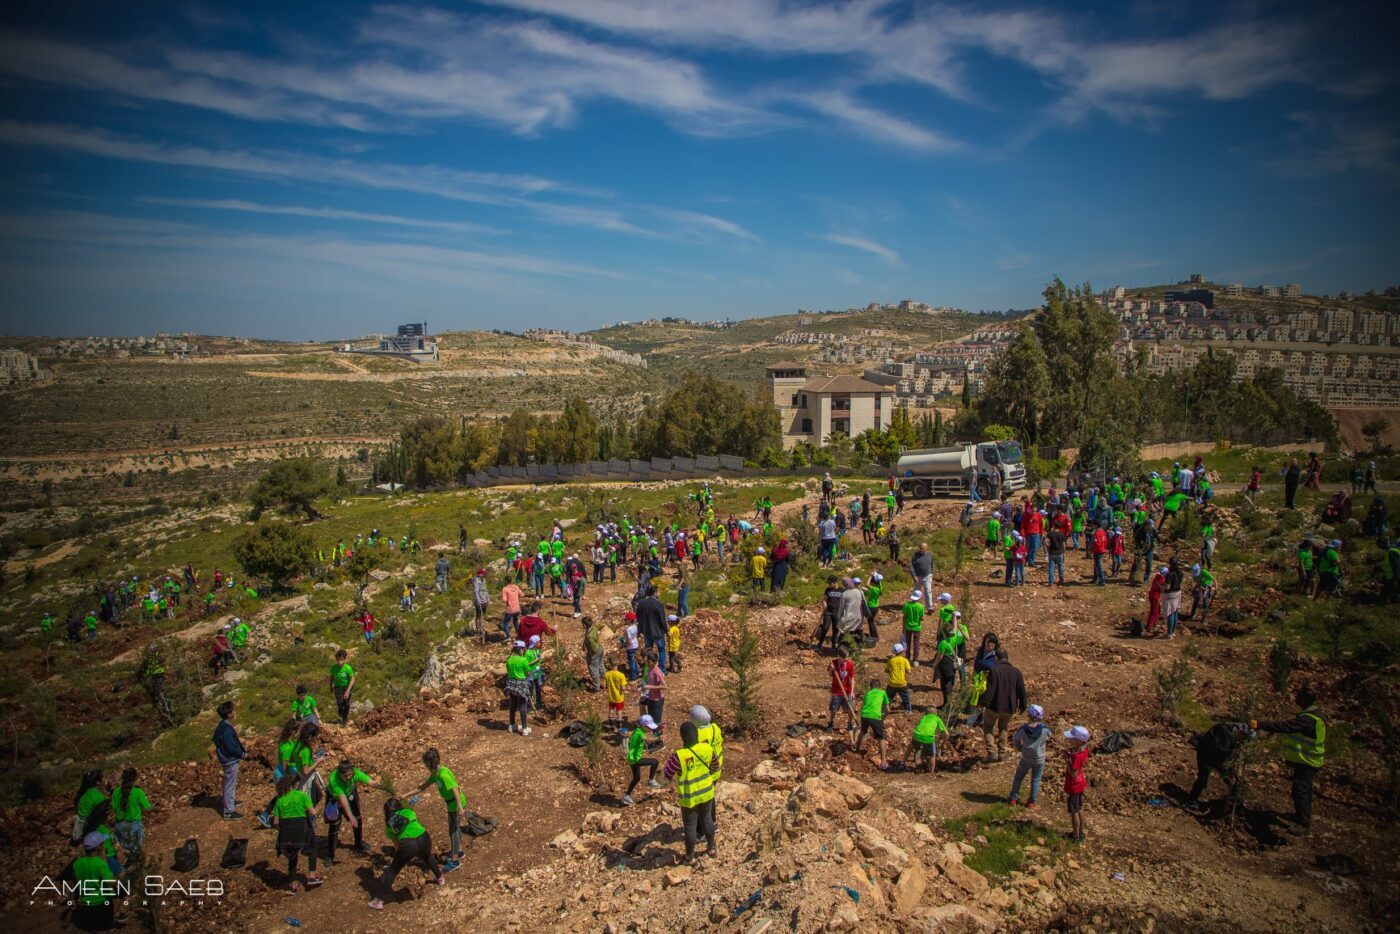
[[173, 838, 200, 872], [1097, 731, 1135, 754], [463, 811, 497, 836], [220, 836, 248, 869]]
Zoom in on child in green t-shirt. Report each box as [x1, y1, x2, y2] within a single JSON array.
[[622, 714, 662, 806], [854, 679, 890, 770], [905, 708, 949, 774], [415, 747, 464, 866]]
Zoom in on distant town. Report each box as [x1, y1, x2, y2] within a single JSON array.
[[5, 278, 1397, 412]]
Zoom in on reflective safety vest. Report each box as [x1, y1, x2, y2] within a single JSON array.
[[675, 741, 716, 808], [695, 724, 724, 781], [1285, 711, 1325, 769]]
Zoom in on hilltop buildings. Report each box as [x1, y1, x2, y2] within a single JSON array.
[[343, 322, 439, 363], [1, 348, 51, 385], [767, 361, 895, 449]]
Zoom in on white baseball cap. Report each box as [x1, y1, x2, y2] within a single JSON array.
[[892, 643, 906, 654], [667, 614, 679, 622], [1028, 704, 1044, 720], [910, 591, 923, 601], [937, 592, 952, 603], [638, 714, 658, 729], [1064, 725, 1091, 742], [871, 572, 883, 582], [513, 640, 526, 649]]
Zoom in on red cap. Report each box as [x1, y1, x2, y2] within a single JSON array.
[[625, 611, 637, 621]]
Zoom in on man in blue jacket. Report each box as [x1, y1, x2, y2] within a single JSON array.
[[210, 700, 246, 820]]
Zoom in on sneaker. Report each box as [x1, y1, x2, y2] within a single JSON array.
[[521, 727, 532, 736], [507, 724, 517, 733], [368, 898, 385, 911], [1024, 801, 1037, 810], [257, 812, 272, 829], [647, 779, 663, 789], [223, 811, 246, 821], [1007, 798, 1020, 807], [306, 876, 324, 888], [622, 794, 636, 806], [443, 859, 461, 873]]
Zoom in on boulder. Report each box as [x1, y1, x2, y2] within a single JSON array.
[[853, 822, 910, 878], [417, 653, 447, 692], [938, 859, 990, 898], [937, 842, 964, 867], [776, 738, 808, 760], [715, 781, 753, 804], [892, 862, 929, 917], [751, 759, 797, 785], [663, 866, 692, 888], [792, 777, 849, 820], [817, 773, 874, 809], [582, 811, 621, 834], [549, 830, 579, 848]]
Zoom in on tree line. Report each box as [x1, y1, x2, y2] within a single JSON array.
[[373, 372, 782, 487]]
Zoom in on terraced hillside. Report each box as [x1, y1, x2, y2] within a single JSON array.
[[588, 306, 989, 383]]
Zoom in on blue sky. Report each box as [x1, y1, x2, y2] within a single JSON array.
[[0, 0, 1395, 339]]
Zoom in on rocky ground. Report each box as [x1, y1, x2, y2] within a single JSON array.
[[3, 492, 1396, 933]]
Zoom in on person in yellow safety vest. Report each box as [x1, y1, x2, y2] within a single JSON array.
[[689, 705, 723, 782], [1251, 685, 1325, 831], [663, 721, 716, 863]]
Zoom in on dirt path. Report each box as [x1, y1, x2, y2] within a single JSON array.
[[2, 540, 80, 574]]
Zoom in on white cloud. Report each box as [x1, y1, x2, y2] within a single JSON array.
[[0, 210, 624, 283], [0, 122, 756, 243], [792, 90, 961, 152], [816, 233, 901, 267], [136, 197, 500, 234]]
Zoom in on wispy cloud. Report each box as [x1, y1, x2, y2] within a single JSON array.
[[816, 233, 901, 267], [789, 90, 961, 152], [137, 197, 500, 234], [0, 122, 756, 243], [0, 210, 624, 283]]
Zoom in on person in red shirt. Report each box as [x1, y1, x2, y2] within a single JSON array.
[[517, 603, 555, 647], [1063, 725, 1091, 843], [1145, 566, 1166, 634], [1051, 509, 1071, 539], [826, 648, 857, 733], [360, 610, 376, 644], [1090, 527, 1108, 586], [1022, 506, 1044, 566]]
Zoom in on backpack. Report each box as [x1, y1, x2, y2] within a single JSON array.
[[173, 837, 200, 872], [220, 836, 248, 869], [386, 812, 411, 836]]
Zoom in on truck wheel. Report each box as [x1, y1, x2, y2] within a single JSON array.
[[912, 481, 929, 499], [976, 479, 993, 500]]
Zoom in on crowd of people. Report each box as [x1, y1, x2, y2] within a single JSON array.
[[48, 457, 1373, 927]]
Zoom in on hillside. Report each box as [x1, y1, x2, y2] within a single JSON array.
[[0, 473, 1395, 932], [0, 333, 656, 505], [587, 307, 989, 383]]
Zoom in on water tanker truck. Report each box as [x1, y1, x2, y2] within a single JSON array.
[[896, 440, 1027, 500]]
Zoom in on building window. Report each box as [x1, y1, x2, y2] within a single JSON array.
[[801, 418, 813, 434], [833, 418, 850, 437], [790, 393, 800, 406]]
